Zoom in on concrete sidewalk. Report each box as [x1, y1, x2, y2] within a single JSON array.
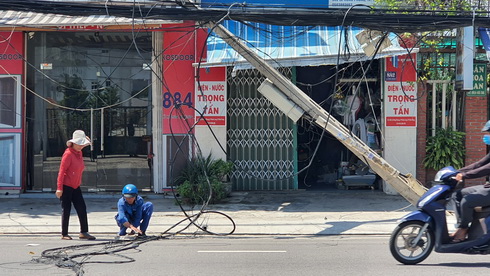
[[0, 189, 457, 237]]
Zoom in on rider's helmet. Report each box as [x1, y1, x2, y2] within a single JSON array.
[[481, 120, 490, 132], [122, 184, 138, 198]]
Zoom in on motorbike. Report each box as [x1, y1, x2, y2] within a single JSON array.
[[390, 166, 490, 265]]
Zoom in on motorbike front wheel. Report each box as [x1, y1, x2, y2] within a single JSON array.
[[389, 221, 434, 265]]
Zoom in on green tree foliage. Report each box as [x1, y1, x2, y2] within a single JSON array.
[[373, 0, 475, 12], [175, 154, 234, 205], [423, 128, 465, 171], [87, 83, 120, 108], [58, 74, 90, 109], [58, 75, 121, 109]]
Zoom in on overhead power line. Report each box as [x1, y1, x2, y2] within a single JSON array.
[[0, 0, 489, 32]]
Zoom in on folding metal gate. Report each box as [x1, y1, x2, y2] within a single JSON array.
[[227, 67, 296, 190]]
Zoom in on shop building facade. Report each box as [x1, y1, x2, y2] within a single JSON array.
[[0, 11, 211, 195], [1, 10, 488, 196]]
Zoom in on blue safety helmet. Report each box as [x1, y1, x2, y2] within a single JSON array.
[[482, 120, 490, 132], [122, 184, 138, 198]]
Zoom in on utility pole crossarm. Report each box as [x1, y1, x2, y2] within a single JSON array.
[[205, 21, 427, 205]]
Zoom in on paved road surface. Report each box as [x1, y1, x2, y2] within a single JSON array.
[[2, 235, 490, 276]]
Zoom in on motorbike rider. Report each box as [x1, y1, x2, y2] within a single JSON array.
[[452, 120, 490, 242]]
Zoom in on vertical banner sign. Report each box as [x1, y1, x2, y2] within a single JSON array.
[[467, 63, 487, 97], [384, 54, 417, 127], [0, 32, 24, 75], [162, 25, 197, 134], [195, 67, 227, 125]]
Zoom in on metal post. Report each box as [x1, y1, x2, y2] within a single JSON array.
[[90, 108, 94, 155], [442, 82, 447, 129], [452, 84, 457, 131], [432, 82, 436, 136], [100, 108, 104, 157]]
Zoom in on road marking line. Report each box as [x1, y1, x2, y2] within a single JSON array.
[[198, 250, 287, 253]]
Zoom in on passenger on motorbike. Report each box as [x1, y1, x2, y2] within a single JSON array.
[[452, 120, 490, 243]]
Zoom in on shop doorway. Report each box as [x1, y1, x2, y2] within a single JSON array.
[[26, 31, 153, 193], [295, 63, 382, 190]]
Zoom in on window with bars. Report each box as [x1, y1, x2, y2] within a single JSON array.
[[0, 76, 20, 128]]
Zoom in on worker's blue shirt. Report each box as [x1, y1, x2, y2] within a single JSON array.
[[116, 196, 144, 227]]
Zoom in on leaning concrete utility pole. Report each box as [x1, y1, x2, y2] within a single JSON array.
[[205, 22, 427, 205]]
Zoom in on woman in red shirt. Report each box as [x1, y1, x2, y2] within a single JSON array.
[[56, 130, 96, 240]]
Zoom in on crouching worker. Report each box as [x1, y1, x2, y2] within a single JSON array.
[[115, 184, 153, 238]]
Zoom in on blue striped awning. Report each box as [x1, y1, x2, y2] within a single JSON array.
[[202, 21, 416, 69]]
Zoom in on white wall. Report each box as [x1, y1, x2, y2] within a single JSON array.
[[194, 126, 227, 161], [383, 128, 417, 195]]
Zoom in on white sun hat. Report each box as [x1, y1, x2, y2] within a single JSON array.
[[66, 130, 91, 147]]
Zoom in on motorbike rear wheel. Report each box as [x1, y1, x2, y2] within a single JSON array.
[[390, 221, 434, 265]]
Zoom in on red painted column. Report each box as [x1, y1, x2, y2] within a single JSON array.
[[0, 32, 24, 191]]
